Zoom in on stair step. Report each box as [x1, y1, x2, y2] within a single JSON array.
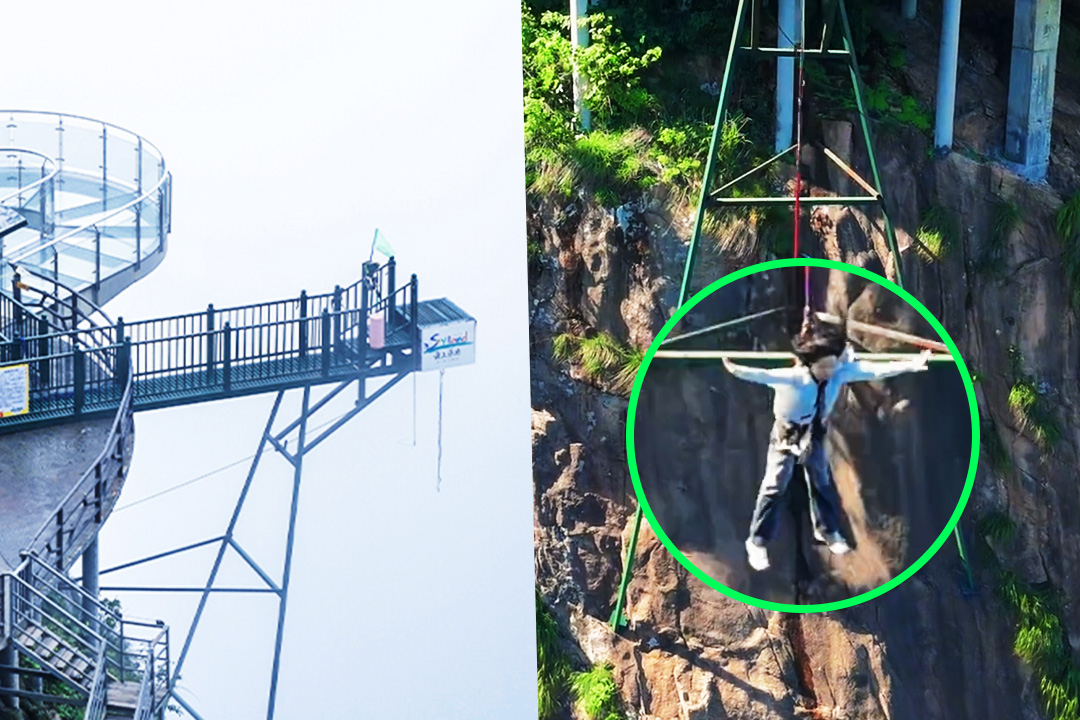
[[106, 680, 142, 710]]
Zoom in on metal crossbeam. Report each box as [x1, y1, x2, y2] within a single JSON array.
[[136, 370, 413, 720], [653, 350, 955, 360]]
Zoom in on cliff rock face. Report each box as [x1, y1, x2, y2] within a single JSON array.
[[529, 109, 1080, 720]]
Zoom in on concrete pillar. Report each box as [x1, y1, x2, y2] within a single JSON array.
[[82, 538, 99, 598], [1005, 0, 1061, 180], [569, 0, 591, 132], [81, 538, 100, 643], [775, 0, 804, 153], [901, 0, 917, 19], [934, 0, 962, 151], [0, 643, 17, 709]]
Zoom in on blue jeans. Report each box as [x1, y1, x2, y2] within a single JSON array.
[[747, 420, 844, 545]]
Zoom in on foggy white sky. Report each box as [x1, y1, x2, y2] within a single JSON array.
[[4, 1, 535, 718]]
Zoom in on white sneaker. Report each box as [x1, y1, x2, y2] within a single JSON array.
[[814, 530, 851, 555], [827, 539, 851, 556], [745, 539, 770, 571]]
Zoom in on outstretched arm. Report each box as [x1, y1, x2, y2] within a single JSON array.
[[722, 359, 801, 386], [840, 349, 932, 382]]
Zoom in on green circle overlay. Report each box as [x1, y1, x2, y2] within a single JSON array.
[[626, 258, 979, 613]]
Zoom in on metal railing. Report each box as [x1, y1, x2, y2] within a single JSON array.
[[1, 262, 134, 569], [0, 148, 58, 218], [0, 261, 418, 431], [24, 361, 133, 569], [85, 643, 109, 720], [0, 554, 170, 715], [133, 627, 169, 720]]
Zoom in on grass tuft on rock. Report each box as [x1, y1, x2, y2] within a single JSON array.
[[552, 331, 643, 396], [995, 571, 1080, 720], [980, 415, 1011, 473], [974, 196, 1020, 277], [915, 204, 959, 262], [1055, 192, 1080, 309], [536, 590, 570, 720], [570, 664, 624, 720], [976, 511, 1016, 542], [1008, 378, 1060, 448]]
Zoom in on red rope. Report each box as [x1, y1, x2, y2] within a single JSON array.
[[793, 42, 809, 317]]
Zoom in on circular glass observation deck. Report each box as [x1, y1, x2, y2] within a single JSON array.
[[0, 111, 172, 304]]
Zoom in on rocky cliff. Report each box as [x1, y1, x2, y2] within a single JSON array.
[[532, 4, 1080, 719]]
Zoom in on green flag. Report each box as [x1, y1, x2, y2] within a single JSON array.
[[371, 228, 395, 260]]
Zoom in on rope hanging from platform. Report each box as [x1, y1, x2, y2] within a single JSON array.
[[437, 368, 444, 492]]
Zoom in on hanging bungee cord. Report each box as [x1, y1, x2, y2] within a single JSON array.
[[794, 40, 810, 320]]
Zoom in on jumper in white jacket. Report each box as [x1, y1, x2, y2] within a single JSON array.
[[722, 346, 929, 425]]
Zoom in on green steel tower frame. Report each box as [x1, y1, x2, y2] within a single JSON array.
[[611, 0, 973, 630]]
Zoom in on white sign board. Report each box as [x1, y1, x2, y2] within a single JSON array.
[[420, 319, 477, 371], [0, 364, 29, 417]]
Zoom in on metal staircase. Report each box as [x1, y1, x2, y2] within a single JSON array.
[[1, 555, 169, 718]]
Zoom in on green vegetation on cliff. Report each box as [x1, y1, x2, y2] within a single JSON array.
[[537, 589, 571, 719], [553, 331, 642, 395], [537, 590, 627, 720], [1055, 192, 1080, 309], [570, 664, 623, 720]]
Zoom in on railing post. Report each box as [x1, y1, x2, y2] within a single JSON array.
[[332, 285, 342, 357], [387, 255, 396, 326], [321, 309, 331, 377], [94, 226, 101, 292], [410, 274, 420, 368], [74, 346, 85, 415], [206, 304, 216, 382], [38, 315, 50, 387], [100, 124, 108, 212], [359, 269, 369, 370], [70, 292, 79, 336], [55, 509, 64, 570], [0, 574, 14, 708], [119, 616, 126, 681], [12, 272, 23, 338], [298, 290, 308, 359], [222, 322, 232, 393], [135, 137, 143, 270], [118, 337, 131, 397]]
